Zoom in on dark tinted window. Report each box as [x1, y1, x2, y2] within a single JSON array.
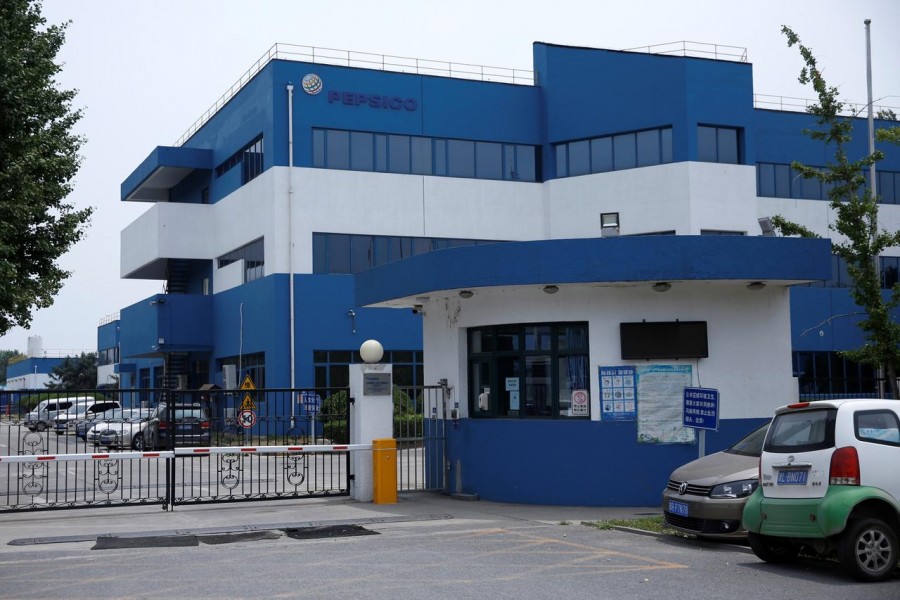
[[725, 423, 770, 457], [765, 408, 836, 453]]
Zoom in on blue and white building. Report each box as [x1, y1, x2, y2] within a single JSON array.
[[110, 41, 900, 505]]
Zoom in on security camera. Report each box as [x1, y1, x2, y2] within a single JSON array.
[[412, 304, 424, 315]]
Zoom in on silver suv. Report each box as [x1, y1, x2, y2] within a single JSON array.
[[743, 399, 900, 582]]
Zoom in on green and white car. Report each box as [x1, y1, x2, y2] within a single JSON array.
[[743, 398, 900, 582]]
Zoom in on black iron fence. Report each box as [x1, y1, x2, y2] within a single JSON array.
[[0, 387, 353, 512], [797, 378, 887, 400]]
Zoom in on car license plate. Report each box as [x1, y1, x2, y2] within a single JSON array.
[[668, 500, 689, 517], [777, 469, 809, 485]]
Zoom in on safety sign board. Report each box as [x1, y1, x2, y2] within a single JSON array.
[[238, 410, 257, 428], [240, 374, 256, 391], [240, 394, 257, 411]]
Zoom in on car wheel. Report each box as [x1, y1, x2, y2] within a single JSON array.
[[838, 518, 898, 582], [132, 433, 145, 451], [747, 532, 799, 564]]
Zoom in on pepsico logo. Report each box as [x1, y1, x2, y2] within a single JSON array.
[[302, 73, 323, 95]]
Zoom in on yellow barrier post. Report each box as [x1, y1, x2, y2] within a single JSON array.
[[372, 438, 397, 504]]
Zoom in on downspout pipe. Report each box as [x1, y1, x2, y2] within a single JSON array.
[[287, 83, 296, 425]]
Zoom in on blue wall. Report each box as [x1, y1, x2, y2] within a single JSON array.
[[448, 416, 768, 506]]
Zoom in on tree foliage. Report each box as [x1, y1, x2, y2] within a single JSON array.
[[776, 26, 900, 398], [0, 1, 93, 335], [46, 352, 97, 390], [0, 349, 25, 382]]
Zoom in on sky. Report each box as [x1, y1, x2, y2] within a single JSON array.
[[1, 0, 898, 355]]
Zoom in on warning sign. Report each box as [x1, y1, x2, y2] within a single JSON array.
[[240, 394, 257, 411], [571, 390, 589, 416], [238, 410, 257, 428], [240, 375, 256, 391]]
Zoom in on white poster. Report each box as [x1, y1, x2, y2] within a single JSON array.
[[636, 364, 695, 444]]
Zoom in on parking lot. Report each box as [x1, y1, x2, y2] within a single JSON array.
[[0, 492, 896, 599]]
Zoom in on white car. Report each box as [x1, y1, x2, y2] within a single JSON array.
[[86, 409, 132, 446], [743, 398, 900, 582], [97, 409, 154, 450]]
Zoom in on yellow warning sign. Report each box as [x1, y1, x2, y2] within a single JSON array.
[[240, 394, 257, 411], [240, 374, 256, 391]]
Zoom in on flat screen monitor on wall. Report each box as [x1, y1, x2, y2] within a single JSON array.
[[619, 321, 709, 360]]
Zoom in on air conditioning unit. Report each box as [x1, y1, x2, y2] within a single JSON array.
[[223, 365, 237, 390]]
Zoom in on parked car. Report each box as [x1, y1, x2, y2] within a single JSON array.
[[86, 408, 131, 446], [25, 397, 95, 432], [143, 403, 211, 449], [97, 409, 154, 450], [662, 422, 769, 539], [75, 407, 124, 440], [743, 398, 900, 582], [53, 399, 121, 434]]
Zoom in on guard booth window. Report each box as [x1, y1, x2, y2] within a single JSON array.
[[468, 322, 590, 419]]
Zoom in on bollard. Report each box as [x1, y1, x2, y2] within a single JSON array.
[[372, 438, 397, 504]]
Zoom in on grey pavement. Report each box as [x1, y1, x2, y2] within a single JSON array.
[[0, 492, 660, 551]]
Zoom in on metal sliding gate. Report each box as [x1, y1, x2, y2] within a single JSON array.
[[0, 387, 353, 512], [0, 382, 449, 512]]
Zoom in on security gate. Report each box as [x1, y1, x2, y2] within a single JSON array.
[[394, 383, 448, 493], [0, 387, 352, 512]]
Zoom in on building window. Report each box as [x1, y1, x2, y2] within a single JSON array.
[[468, 322, 590, 419], [700, 230, 746, 236], [697, 125, 740, 164], [555, 127, 673, 178], [217, 238, 264, 283], [98, 346, 119, 366], [215, 134, 264, 184], [314, 350, 424, 389], [218, 352, 266, 389], [759, 164, 899, 205], [312, 232, 500, 274], [793, 351, 879, 399], [881, 256, 900, 289], [312, 128, 538, 182]]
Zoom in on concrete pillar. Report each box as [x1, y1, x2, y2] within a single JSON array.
[[349, 362, 393, 502]]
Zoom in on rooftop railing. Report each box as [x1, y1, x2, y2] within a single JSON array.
[[174, 43, 535, 147], [754, 93, 900, 118], [622, 40, 748, 62], [173, 41, 898, 148]]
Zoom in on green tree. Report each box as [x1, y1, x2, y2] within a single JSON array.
[[0, 1, 93, 335], [0, 349, 25, 382], [772, 26, 900, 399], [47, 352, 97, 390]]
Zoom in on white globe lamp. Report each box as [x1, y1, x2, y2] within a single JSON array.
[[359, 339, 384, 364]]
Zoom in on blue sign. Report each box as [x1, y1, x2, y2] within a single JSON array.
[[683, 387, 719, 430], [599, 366, 637, 421], [300, 391, 321, 414]]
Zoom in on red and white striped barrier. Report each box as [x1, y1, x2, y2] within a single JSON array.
[[175, 444, 372, 455], [0, 445, 373, 464], [0, 451, 174, 464]]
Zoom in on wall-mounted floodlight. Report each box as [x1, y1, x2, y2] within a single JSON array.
[[600, 212, 620, 238], [758, 217, 776, 237], [746, 281, 766, 291], [543, 285, 559, 294], [652, 282, 672, 293]]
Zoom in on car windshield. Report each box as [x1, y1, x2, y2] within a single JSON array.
[[765, 408, 837, 453], [724, 422, 770, 457], [100, 409, 126, 421], [126, 409, 153, 422]]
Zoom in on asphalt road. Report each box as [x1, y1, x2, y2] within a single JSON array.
[[0, 502, 897, 599]]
